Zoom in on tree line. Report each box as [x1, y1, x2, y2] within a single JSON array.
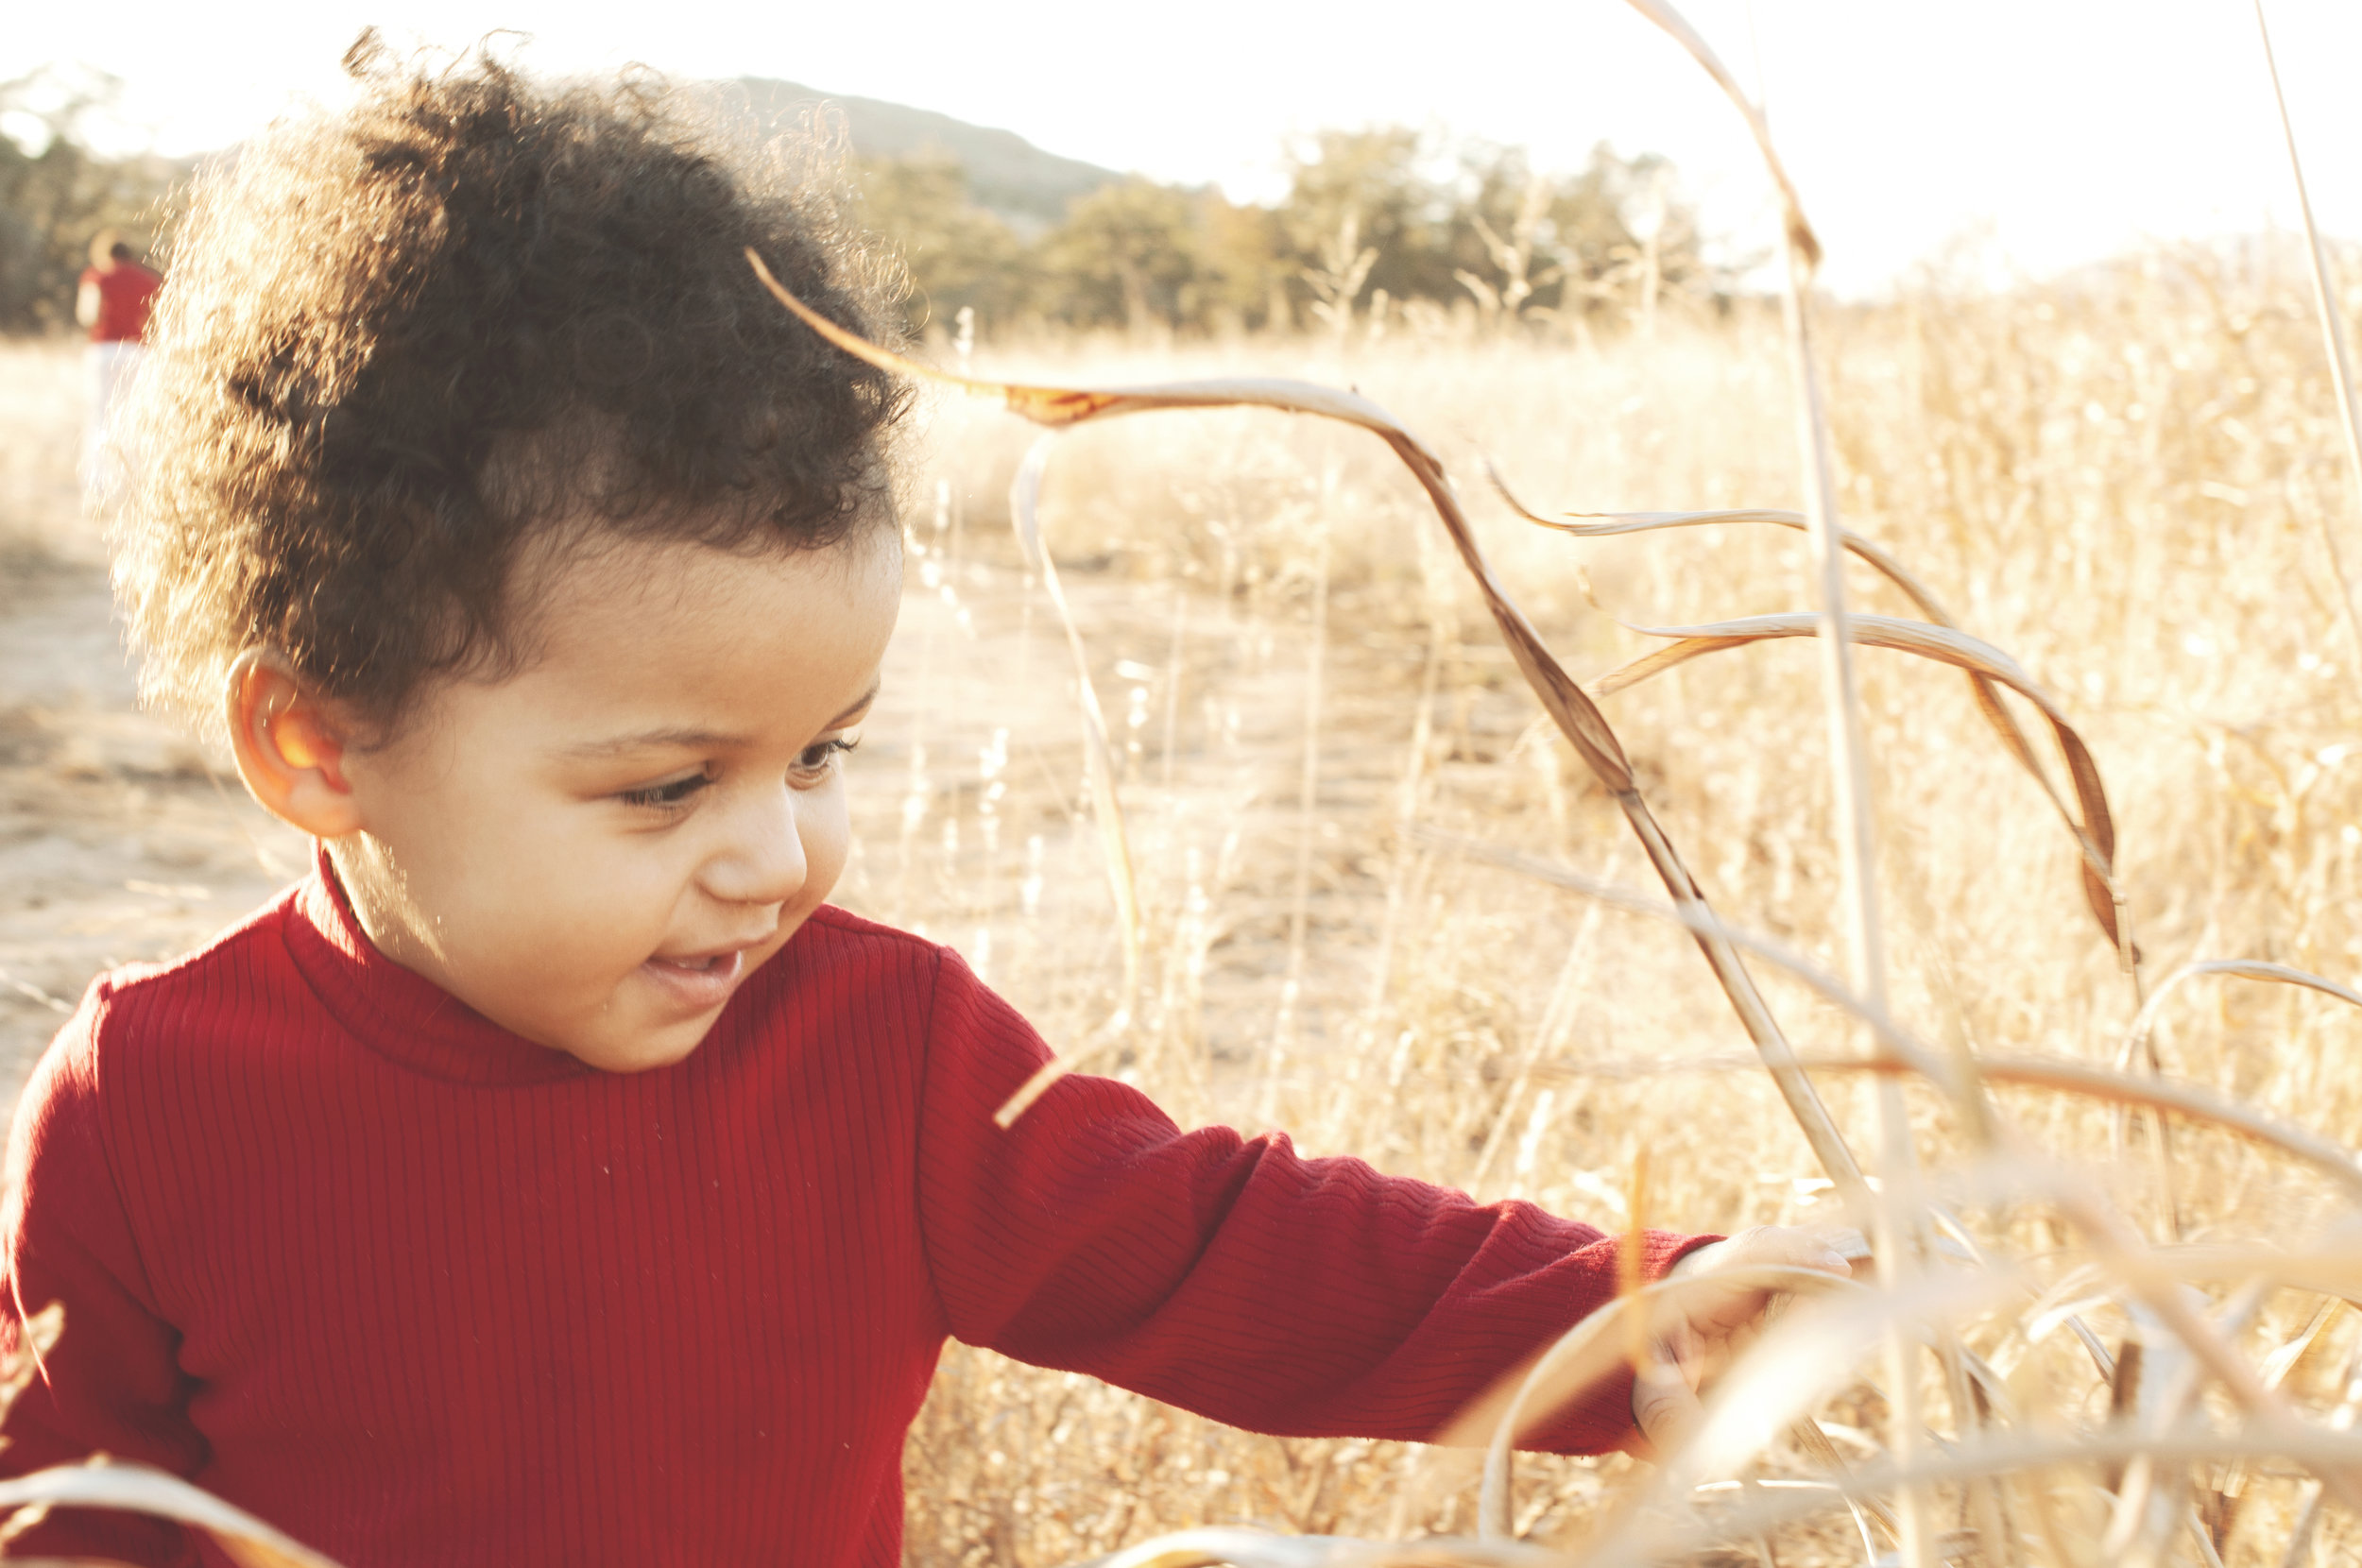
[[861, 129, 1718, 339], [0, 69, 1716, 339]]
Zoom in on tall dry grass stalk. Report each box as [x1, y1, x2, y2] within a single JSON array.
[[2252, 0, 2362, 670]]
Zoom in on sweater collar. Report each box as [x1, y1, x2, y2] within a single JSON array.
[[283, 842, 593, 1088]]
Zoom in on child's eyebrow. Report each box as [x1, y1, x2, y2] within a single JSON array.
[[830, 681, 882, 724], [557, 727, 749, 760], [557, 683, 880, 760]]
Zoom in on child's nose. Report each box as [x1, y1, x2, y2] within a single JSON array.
[[701, 787, 809, 908]]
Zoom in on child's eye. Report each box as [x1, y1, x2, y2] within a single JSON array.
[[618, 770, 712, 810], [792, 736, 858, 780]]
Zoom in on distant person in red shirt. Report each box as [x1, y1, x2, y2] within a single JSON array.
[[0, 44, 1855, 1568], [75, 230, 162, 508]]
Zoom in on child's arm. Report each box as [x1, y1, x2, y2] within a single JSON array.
[[913, 949, 1710, 1455], [1, 1007, 208, 1565]]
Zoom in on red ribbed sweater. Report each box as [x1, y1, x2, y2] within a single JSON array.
[[0, 861, 1704, 1566]]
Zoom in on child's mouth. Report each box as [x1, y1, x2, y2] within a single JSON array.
[[639, 946, 747, 1011]]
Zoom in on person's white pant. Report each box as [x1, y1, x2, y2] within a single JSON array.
[[82, 340, 145, 510]]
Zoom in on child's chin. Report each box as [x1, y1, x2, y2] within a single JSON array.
[[561, 1023, 713, 1075]]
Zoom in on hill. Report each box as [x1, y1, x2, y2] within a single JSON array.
[[713, 78, 1121, 231]]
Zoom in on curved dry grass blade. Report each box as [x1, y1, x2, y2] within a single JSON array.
[[2028, 1242, 2362, 1310], [1977, 1164, 2362, 1511], [1618, 0, 1818, 271], [1478, 1113, 2362, 1551], [1786, 1416, 1902, 1544], [1583, 1168, 2362, 1555], [2028, 1072, 2362, 1210], [747, 254, 1873, 1200], [1596, 611, 2126, 949], [0, 1461, 346, 1568], [1561, 1261, 2054, 1568], [1588, 1428, 2362, 1568], [2262, 1300, 2345, 1389], [0, 1301, 61, 1412], [1081, 1527, 1558, 1568], [2116, 959, 2362, 1075], [1815, 1054, 2362, 1202], [752, 249, 1436, 444], [1483, 467, 2102, 884], [1908, 1157, 2358, 1526], [1919, 1164, 2362, 1333], [1443, 1264, 1875, 1534], [1482, 467, 1959, 624], [990, 435, 1141, 1127], [1628, 1270, 2025, 1527], [1600, 612, 2045, 740]]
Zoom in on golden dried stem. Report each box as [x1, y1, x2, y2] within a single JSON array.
[[0, 1460, 347, 1568], [2253, 0, 2362, 673], [990, 435, 1140, 1127], [1603, 7, 1926, 1549]]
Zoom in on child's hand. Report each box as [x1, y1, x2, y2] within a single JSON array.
[[1630, 1223, 1865, 1451]]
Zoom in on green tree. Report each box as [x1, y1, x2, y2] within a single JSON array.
[[855, 153, 1028, 335], [1032, 178, 1207, 332], [1278, 127, 1455, 309], [1546, 142, 1709, 324], [1442, 143, 1561, 323], [846, 128, 1710, 342], [1190, 193, 1291, 333]]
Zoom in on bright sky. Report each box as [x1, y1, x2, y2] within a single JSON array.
[[6, 1, 2357, 297]]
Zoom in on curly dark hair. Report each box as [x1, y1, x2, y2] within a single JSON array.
[[114, 35, 909, 736]]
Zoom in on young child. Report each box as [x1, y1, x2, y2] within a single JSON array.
[[0, 44, 1851, 1568]]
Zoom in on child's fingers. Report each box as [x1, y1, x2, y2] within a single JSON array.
[[1718, 1224, 1862, 1283], [1670, 1225, 1859, 1338], [1675, 1223, 1859, 1285], [1722, 1222, 1861, 1276], [1632, 1225, 1870, 1453], [1630, 1345, 1704, 1453], [1823, 1225, 1873, 1266]]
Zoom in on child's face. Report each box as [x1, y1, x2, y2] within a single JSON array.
[[325, 530, 901, 1072]]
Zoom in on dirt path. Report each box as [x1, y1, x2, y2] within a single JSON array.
[[0, 559, 311, 1086]]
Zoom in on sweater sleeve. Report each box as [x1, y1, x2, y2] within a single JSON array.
[[1, 996, 207, 1566], [912, 949, 1711, 1456]]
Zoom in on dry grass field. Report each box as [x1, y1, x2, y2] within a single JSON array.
[[7, 232, 2362, 1564]]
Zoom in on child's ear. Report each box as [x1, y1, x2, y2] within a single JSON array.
[[224, 649, 364, 838]]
